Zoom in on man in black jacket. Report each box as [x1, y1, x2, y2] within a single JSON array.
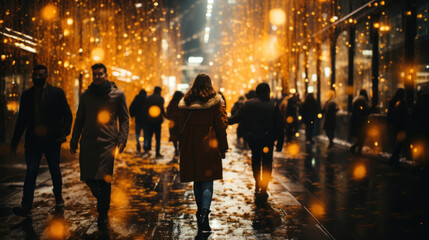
[[11, 65, 72, 216], [229, 83, 284, 200], [143, 86, 165, 157]]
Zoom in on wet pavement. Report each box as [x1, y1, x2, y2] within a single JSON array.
[[0, 125, 428, 239]]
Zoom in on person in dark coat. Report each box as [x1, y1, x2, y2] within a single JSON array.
[[10, 64, 72, 217], [285, 93, 300, 143], [301, 93, 320, 144], [323, 90, 339, 148], [410, 91, 429, 169], [178, 74, 228, 234], [143, 86, 165, 157], [229, 83, 284, 201], [349, 89, 371, 154], [129, 89, 147, 152], [166, 90, 184, 156], [387, 88, 409, 167], [230, 96, 246, 147], [70, 63, 129, 231]]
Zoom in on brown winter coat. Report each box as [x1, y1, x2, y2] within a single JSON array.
[[70, 81, 129, 180], [178, 93, 228, 182]]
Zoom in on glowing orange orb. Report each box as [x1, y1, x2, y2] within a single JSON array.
[[148, 106, 161, 118], [287, 143, 300, 156], [269, 9, 286, 25], [353, 164, 367, 180], [263, 146, 269, 153], [41, 4, 57, 20], [98, 110, 110, 124]]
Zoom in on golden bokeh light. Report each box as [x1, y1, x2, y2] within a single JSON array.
[[97, 110, 111, 124], [104, 174, 113, 183], [148, 106, 161, 118], [139, 136, 144, 142], [353, 164, 367, 180], [45, 218, 69, 239], [269, 9, 286, 25], [209, 138, 219, 149], [112, 188, 129, 207], [42, 4, 58, 20], [91, 47, 105, 62], [295, 132, 300, 137], [317, 113, 323, 119], [287, 143, 300, 156], [310, 203, 326, 218], [286, 116, 294, 124], [263, 146, 269, 153]]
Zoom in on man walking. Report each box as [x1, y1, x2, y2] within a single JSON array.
[[70, 63, 129, 231], [11, 64, 72, 216], [129, 89, 147, 152], [229, 83, 284, 201], [143, 86, 165, 157]]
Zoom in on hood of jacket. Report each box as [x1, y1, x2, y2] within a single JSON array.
[[178, 93, 223, 110]]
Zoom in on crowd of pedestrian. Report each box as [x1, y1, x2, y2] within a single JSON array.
[[9, 63, 429, 236]]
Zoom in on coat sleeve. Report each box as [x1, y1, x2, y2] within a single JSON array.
[[59, 89, 73, 137], [11, 93, 27, 150], [214, 103, 229, 154], [117, 92, 130, 146], [70, 95, 85, 150]]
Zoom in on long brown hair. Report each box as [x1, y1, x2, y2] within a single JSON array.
[[184, 73, 216, 106]]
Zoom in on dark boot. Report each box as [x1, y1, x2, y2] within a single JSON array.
[[198, 209, 211, 233]]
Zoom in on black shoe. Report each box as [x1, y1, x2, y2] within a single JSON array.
[[198, 209, 211, 233], [98, 214, 109, 231], [12, 206, 31, 217], [156, 153, 164, 158]]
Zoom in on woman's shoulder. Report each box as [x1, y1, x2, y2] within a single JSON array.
[[179, 93, 222, 110]]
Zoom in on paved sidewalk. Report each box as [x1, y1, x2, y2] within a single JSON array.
[[0, 126, 329, 239]]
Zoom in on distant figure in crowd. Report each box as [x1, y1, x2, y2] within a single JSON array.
[[178, 74, 228, 234], [143, 86, 165, 157], [230, 96, 246, 148], [129, 89, 147, 153], [301, 93, 320, 144], [229, 83, 284, 201], [411, 91, 429, 169], [70, 63, 129, 231], [166, 90, 184, 156], [285, 92, 300, 143], [349, 89, 371, 155], [11, 64, 72, 217], [387, 88, 409, 167], [245, 90, 256, 101], [323, 90, 339, 148], [278, 93, 290, 143]]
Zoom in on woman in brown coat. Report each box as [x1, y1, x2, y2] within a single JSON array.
[[178, 73, 228, 234], [166, 91, 184, 156]]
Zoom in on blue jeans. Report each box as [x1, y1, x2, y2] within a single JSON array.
[[193, 181, 213, 210], [22, 141, 62, 208]]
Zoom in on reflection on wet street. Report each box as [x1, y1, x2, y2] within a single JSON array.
[[0, 126, 428, 239]]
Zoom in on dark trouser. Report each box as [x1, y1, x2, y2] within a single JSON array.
[[85, 180, 111, 216], [351, 133, 365, 154], [135, 122, 144, 150], [326, 129, 335, 144], [194, 181, 213, 210], [305, 122, 314, 142], [248, 133, 274, 193], [145, 123, 161, 154], [22, 142, 62, 209]]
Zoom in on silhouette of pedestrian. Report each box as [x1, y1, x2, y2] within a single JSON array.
[[229, 83, 284, 201], [166, 90, 184, 156], [301, 93, 320, 144], [11, 64, 72, 217], [349, 89, 371, 154], [322, 90, 339, 148], [387, 88, 409, 167], [285, 93, 300, 143], [70, 63, 129, 231], [178, 74, 228, 234], [129, 89, 147, 153], [230, 96, 246, 148], [143, 86, 165, 157], [411, 91, 429, 170]]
